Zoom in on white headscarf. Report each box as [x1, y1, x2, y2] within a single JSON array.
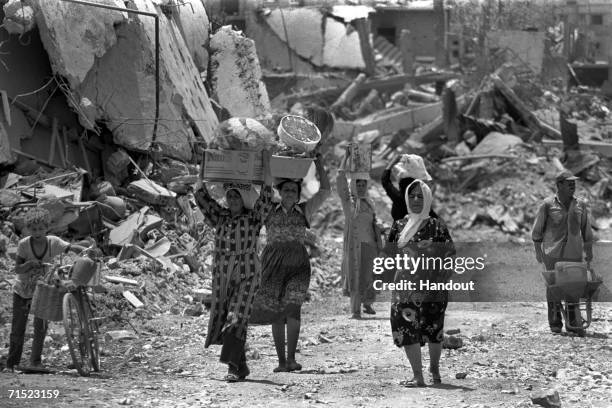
[[397, 180, 433, 248], [348, 172, 375, 216], [223, 182, 258, 210]]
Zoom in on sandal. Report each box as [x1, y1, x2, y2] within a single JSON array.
[[286, 361, 302, 372], [429, 368, 442, 384], [273, 365, 288, 373], [363, 305, 376, 315], [400, 378, 426, 387], [237, 364, 250, 379], [224, 373, 241, 382]]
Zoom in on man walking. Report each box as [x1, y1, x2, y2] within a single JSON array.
[[532, 170, 593, 334]]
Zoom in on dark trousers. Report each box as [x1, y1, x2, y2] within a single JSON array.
[[219, 331, 246, 370], [546, 288, 581, 329], [7, 293, 48, 368], [543, 256, 582, 330]]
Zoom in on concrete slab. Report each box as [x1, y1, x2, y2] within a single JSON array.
[[210, 26, 271, 118], [322, 17, 364, 69], [33, 0, 218, 160], [172, 0, 210, 73], [264, 8, 324, 66]]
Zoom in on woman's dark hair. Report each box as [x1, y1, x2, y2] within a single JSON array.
[[305, 106, 334, 137], [275, 179, 302, 198]]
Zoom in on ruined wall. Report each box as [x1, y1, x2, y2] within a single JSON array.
[[245, 10, 316, 74], [487, 30, 546, 75], [31, 0, 218, 161], [370, 10, 438, 58], [0, 8, 91, 169], [172, 0, 210, 73], [244, 7, 365, 73]]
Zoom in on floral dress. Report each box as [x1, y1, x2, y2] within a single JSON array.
[[196, 185, 273, 349], [388, 217, 455, 347]]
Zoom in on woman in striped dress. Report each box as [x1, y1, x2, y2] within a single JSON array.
[[195, 151, 273, 382]]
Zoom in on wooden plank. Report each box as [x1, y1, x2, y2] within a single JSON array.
[[122, 290, 144, 308], [104, 275, 139, 286], [542, 139, 612, 158], [331, 73, 367, 111]]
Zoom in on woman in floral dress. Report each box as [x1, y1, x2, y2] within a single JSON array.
[[388, 179, 455, 387], [195, 151, 273, 382]]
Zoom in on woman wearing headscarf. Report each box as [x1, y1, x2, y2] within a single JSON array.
[[388, 179, 455, 387], [337, 154, 382, 319], [251, 153, 331, 373], [194, 151, 273, 382], [381, 154, 438, 222]]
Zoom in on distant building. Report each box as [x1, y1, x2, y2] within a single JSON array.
[[204, 0, 450, 74], [559, 0, 612, 62]]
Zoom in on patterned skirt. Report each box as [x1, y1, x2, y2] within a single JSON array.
[[390, 296, 448, 347], [250, 241, 311, 324]]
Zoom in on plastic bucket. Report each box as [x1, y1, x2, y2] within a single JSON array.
[[277, 115, 321, 153]]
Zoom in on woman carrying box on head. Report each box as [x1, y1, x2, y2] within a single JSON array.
[[251, 153, 331, 373], [337, 151, 383, 319], [194, 150, 274, 383]]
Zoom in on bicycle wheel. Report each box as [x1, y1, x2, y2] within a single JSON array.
[[81, 294, 100, 372], [62, 292, 93, 376]]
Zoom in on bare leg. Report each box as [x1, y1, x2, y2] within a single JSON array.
[[272, 322, 286, 372], [428, 342, 442, 383], [403, 344, 425, 385], [286, 317, 302, 371]]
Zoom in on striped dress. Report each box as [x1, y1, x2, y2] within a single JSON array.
[[196, 185, 273, 348]]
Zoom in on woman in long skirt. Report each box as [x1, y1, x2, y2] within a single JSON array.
[[195, 151, 273, 382], [336, 162, 382, 319], [251, 154, 330, 372]]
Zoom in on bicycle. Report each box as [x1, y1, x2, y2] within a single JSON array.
[[56, 254, 103, 376]]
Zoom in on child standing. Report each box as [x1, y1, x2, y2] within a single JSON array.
[[5, 208, 87, 371]]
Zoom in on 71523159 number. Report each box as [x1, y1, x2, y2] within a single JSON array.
[[8, 389, 60, 399]]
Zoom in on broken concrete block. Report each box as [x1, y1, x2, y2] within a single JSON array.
[[3, 0, 36, 35], [31, 0, 124, 86], [471, 132, 523, 156], [127, 179, 176, 206], [210, 26, 271, 118], [0, 123, 13, 165], [33, 0, 218, 160], [171, 0, 210, 73], [530, 389, 562, 408], [122, 290, 144, 308]]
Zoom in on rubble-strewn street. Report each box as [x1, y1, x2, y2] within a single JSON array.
[[1, 0, 612, 406], [0, 298, 611, 407]]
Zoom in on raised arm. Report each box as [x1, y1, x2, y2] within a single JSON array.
[[194, 183, 223, 226], [382, 155, 402, 202], [304, 153, 331, 220], [336, 169, 352, 216]]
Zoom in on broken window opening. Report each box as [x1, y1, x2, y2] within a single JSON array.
[[377, 27, 396, 45], [590, 14, 603, 25]]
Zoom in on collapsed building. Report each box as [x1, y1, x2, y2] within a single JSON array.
[[0, 0, 271, 174]]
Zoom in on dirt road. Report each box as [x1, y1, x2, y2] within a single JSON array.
[[1, 295, 611, 408]]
